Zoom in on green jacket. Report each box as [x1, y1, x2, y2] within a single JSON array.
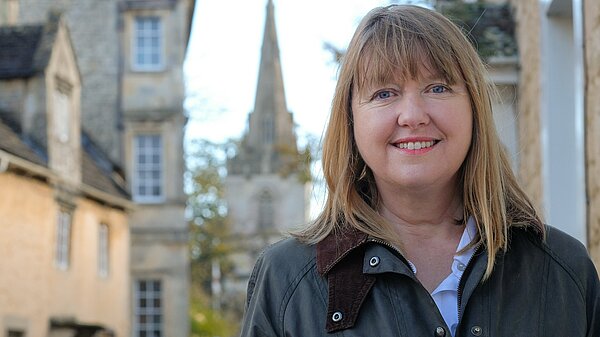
[[241, 225, 600, 336]]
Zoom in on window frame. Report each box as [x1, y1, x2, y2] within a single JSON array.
[[6, 330, 25, 337], [133, 279, 163, 337], [132, 134, 164, 203], [55, 209, 72, 270], [98, 223, 109, 278], [131, 15, 164, 72]]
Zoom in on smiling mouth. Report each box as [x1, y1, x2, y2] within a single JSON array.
[[393, 140, 439, 150]]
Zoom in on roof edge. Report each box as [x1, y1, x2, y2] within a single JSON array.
[[0, 149, 133, 211]]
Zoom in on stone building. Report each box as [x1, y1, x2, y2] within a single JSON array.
[[510, 0, 600, 269], [225, 0, 310, 296], [0, 0, 195, 336], [0, 14, 130, 336]]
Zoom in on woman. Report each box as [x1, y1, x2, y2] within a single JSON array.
[[240, 5, 599, 337]]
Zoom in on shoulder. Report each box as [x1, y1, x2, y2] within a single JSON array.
[[540, 226, 595, 277], [513, 225, 599, 294], [543, 226, 598, 290], [246, 237, 317, 303], [252, 237, 317, 280], [543, 226, 590, 264], [242, 237, 320, 335]]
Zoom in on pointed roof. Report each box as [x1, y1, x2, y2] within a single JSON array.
[[246, 0, 296, 149], [252, 0, 287, 120], [228, 0, 300, 176], [0, 115, 129, 201], [0, 12, 60, 79]]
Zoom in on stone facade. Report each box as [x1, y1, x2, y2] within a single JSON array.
[[0, 0, 194, 336], [0, 173, 130, 337], [512, 0, 600, 271], [584, 0, 600, 265], [510, 0, 544, 212], [121, 2, 190, 335], [0, 15, 131, 336], [12, 0, 122, 164]]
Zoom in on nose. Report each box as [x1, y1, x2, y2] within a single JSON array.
[[396, 93, 430, 129]]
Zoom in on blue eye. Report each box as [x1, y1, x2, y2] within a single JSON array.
[[376, 91, 392, 99], [431, 85, 448, 94]]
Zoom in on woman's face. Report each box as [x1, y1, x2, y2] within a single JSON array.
[[352, 64, 473, 197]]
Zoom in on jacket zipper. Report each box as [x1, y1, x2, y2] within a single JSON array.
[[368, 237, 453, 333], [456, 244, 482, 326], [367, 238, 417, 274]]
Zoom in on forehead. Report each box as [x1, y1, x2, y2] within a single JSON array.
[[354, 42, 461, 93], [349, 10, 466, 94]]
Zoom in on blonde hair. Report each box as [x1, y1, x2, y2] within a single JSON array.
[[294, 5, 543, 278]]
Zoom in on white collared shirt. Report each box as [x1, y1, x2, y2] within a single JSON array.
[[408, 217, 478, 337]]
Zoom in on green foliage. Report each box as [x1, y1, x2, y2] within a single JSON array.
[[188, 139, 234, 291], [437, 0, 517, 59], [187, 139, 240, 336], [190, 287, 239, 337], [275, 135, 319, 184]]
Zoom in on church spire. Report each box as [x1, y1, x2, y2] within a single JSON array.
[[246, 0, 296, 151], [228, 0, 300, 176]]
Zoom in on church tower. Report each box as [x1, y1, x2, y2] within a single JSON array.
[[225, 0, 310, 294]]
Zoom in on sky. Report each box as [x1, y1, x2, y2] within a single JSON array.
[[183, 0, 410, 145]]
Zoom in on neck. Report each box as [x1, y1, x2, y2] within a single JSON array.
[[377, 180, 464, 241]]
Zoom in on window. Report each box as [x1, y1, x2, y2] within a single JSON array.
[[262, 115, 274, 144], [133, 16, 162, 71], [98, 223, 109, 278], [55, 210, 72, 270], [258, 190, 274, 230], [7, 330, 24, 337], [53, 89, 70, 143], [133, 134, 163, 202], [134, 280, 162, 337]]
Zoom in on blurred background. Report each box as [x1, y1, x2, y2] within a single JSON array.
[[0, 0, 598, 336]]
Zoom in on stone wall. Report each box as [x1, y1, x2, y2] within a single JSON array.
[[0, 172, 130, 336], [584, 0, 600, 268], [510, 0, 544, 213], [16, 0, 122, 165]]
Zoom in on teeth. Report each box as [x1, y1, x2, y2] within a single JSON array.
[[397, 141, 435, 150]]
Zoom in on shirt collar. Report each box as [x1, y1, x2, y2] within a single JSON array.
[[451, 216, 478, 277]]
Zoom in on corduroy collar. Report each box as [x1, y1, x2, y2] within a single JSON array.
[[315, 226, 374, 332], [316, 225, 369, 276]]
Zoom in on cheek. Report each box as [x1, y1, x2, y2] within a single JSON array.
[[352, 110, 382, 166], [353, 111, 388, 152], [454, 110, 473, 153], [352, 115, 370, 156]]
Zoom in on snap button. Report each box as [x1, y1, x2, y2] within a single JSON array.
[[369, 256, 380, 267], [471, 325, 482, 336], [331, 311, 343, 322], [435, 326, 446, 337], [457, 262, 466, 271]]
